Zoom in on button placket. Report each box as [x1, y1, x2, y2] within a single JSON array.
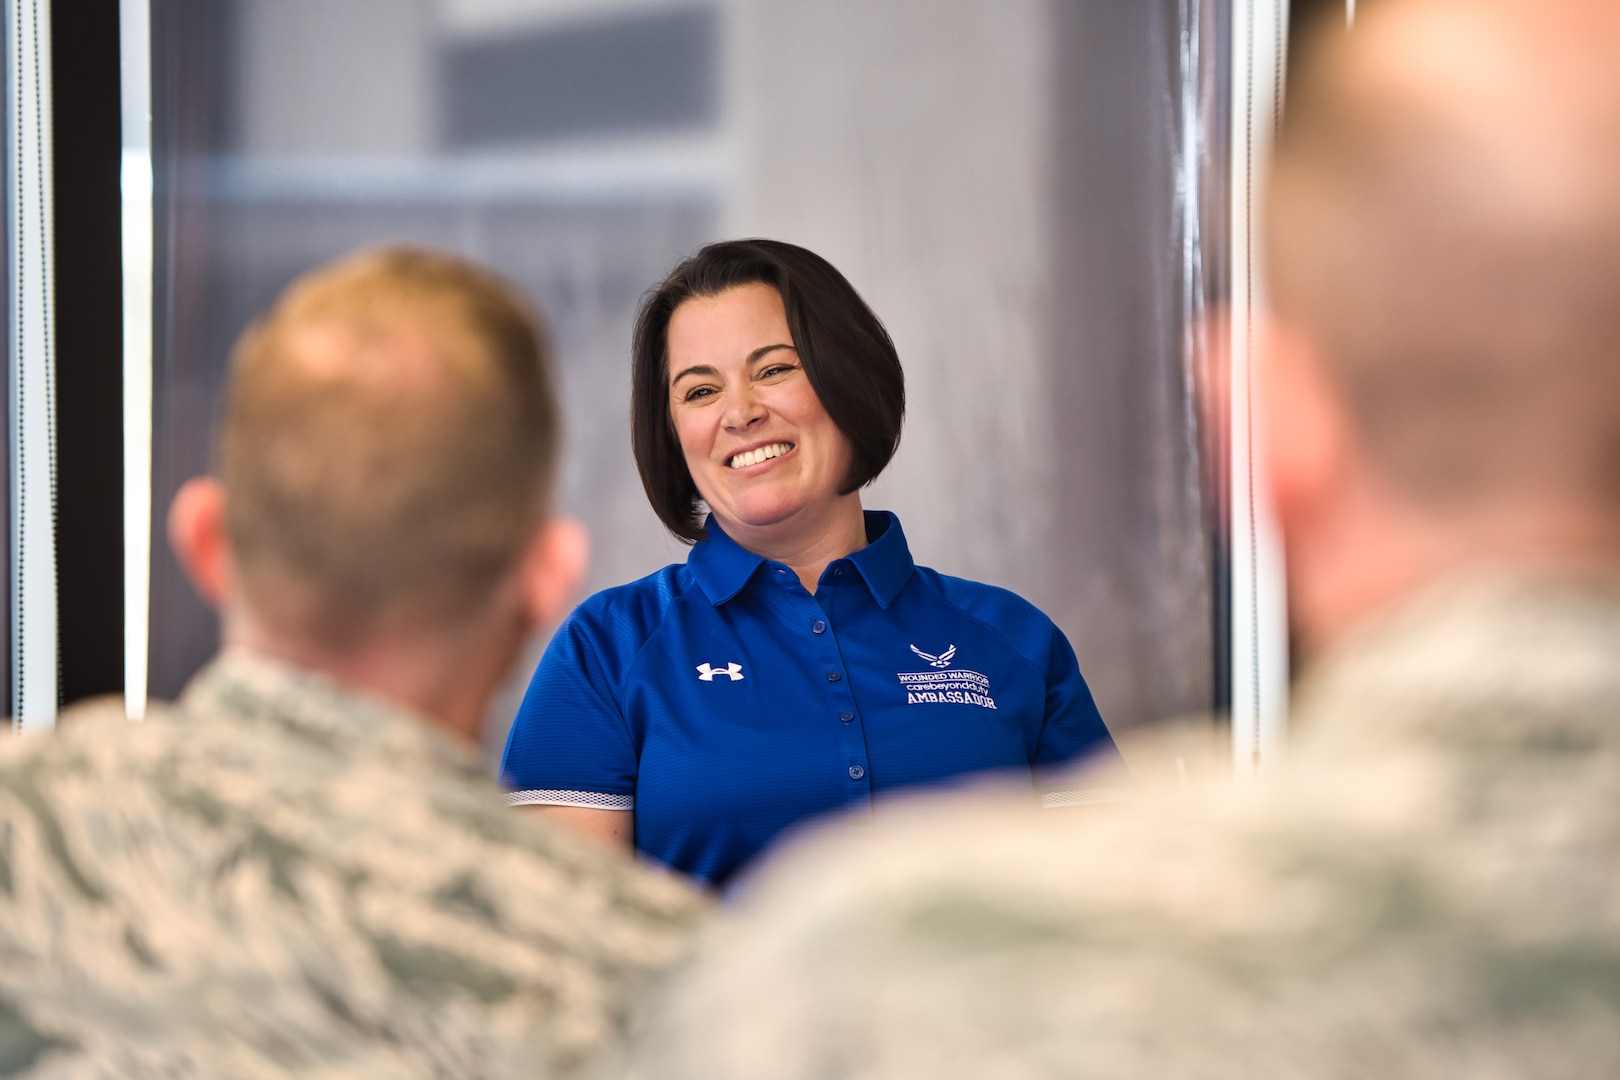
[[821, 574, 870, 800], [760, 570, 871, 803]]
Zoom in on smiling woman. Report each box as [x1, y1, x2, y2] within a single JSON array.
[[499, 239, 1126, 888]]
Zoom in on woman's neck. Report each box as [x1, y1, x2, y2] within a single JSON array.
[[719, 494, 868, 594]]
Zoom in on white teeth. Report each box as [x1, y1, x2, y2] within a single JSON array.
[[729, 442, 791, 469]]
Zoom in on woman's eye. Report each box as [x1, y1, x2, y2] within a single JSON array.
[[760, 364, 796, 379], [681, 385, 717, 402]]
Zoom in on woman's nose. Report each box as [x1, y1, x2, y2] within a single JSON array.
[[722, 385, 767, 430]]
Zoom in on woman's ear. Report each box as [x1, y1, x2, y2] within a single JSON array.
[[167, 477, 233, 610], [518, 516, 590, 632]]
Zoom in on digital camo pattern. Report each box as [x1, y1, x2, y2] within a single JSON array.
[[615, 573, 1620, 1079], [0, 651, 707, 1078]]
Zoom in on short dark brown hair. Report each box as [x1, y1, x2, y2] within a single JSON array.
[[220, 247, 560, 645], [631, 238, 906, 542]]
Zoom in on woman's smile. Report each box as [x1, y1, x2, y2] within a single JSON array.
[[727, 441, 794, 470]]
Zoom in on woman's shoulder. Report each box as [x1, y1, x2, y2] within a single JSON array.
[[564, 561, 703, 640], [906, 566, 1064, 657], [909, 564, 1048, 617]]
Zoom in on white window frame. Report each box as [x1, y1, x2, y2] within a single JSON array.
[[120, 0, 153, 721], [6, 0, 58, 733], [1227, 0, 1290, 779]]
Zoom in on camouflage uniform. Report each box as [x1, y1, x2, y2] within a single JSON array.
[[615, 572, 1620, 1079], [0, 650, 706, 1078]]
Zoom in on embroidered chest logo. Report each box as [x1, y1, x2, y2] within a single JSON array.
[[897, 645, 996, 709], [696, 662, 745, 682]]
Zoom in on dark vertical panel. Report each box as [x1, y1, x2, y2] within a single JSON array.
[[1200, 0, 1234, 717], [1047, 1, 1217, 728], [146, 0, 235, 700], [1289, 0, 1349, 79], [52, 0, 126, 707]]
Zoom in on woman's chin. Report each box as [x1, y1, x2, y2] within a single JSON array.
[[717, 506, 801, 535], [713, 496, 824, 537]]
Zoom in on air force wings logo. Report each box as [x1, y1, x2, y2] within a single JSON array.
[[696, 662, 744, 682], [898, 644, 995, 709]]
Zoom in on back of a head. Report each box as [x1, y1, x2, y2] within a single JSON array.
[[1267, 0, 1620, 537], [220, 248, 560, 647]]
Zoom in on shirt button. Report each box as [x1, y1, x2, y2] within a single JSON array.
[[839, 711, 854, 723], [833, 567, 845, 578], [848, 764, 866, 780], [826, 671, 843, 683], [812, 620, 826, 634]]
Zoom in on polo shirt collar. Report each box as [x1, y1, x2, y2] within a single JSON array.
[[846, 510, 914, 608], [686, 510, 916, 608], [686, 518, 769, 605]]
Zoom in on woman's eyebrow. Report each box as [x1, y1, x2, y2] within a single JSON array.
[[670, 344, 795, 386], [746, 343, 795, 365], [669, 363, 719, 385]]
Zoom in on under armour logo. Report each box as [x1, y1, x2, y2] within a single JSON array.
[[696, 662, 745, 682], [910, 644, 956, 669]]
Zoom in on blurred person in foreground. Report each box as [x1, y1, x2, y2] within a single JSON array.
[[611, 0, 1620, 1076], [0, 249, 705, 1077]]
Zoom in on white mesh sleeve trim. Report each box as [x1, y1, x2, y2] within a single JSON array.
[[1041, 788, 1134, 808], [505, 790, 634, 810]]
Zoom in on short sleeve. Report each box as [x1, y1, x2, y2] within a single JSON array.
[[500, 612, 639, 810], [1032, 629, 1131, 805]]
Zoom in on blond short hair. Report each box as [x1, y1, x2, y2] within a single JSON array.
[[1267, 0, 1620, 517], [219, 248, 560, 645]]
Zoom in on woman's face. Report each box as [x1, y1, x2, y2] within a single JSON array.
[[666, 283, 856, 545]]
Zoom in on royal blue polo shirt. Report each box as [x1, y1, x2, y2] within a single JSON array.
[[501, 511, 1123, 887]]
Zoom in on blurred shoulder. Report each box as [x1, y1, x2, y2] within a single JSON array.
[[0, 681, 711, 1075], [742, 772, 1280, 932], [617, 768, 1433, 1080], [0, 695, 195, 785]]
